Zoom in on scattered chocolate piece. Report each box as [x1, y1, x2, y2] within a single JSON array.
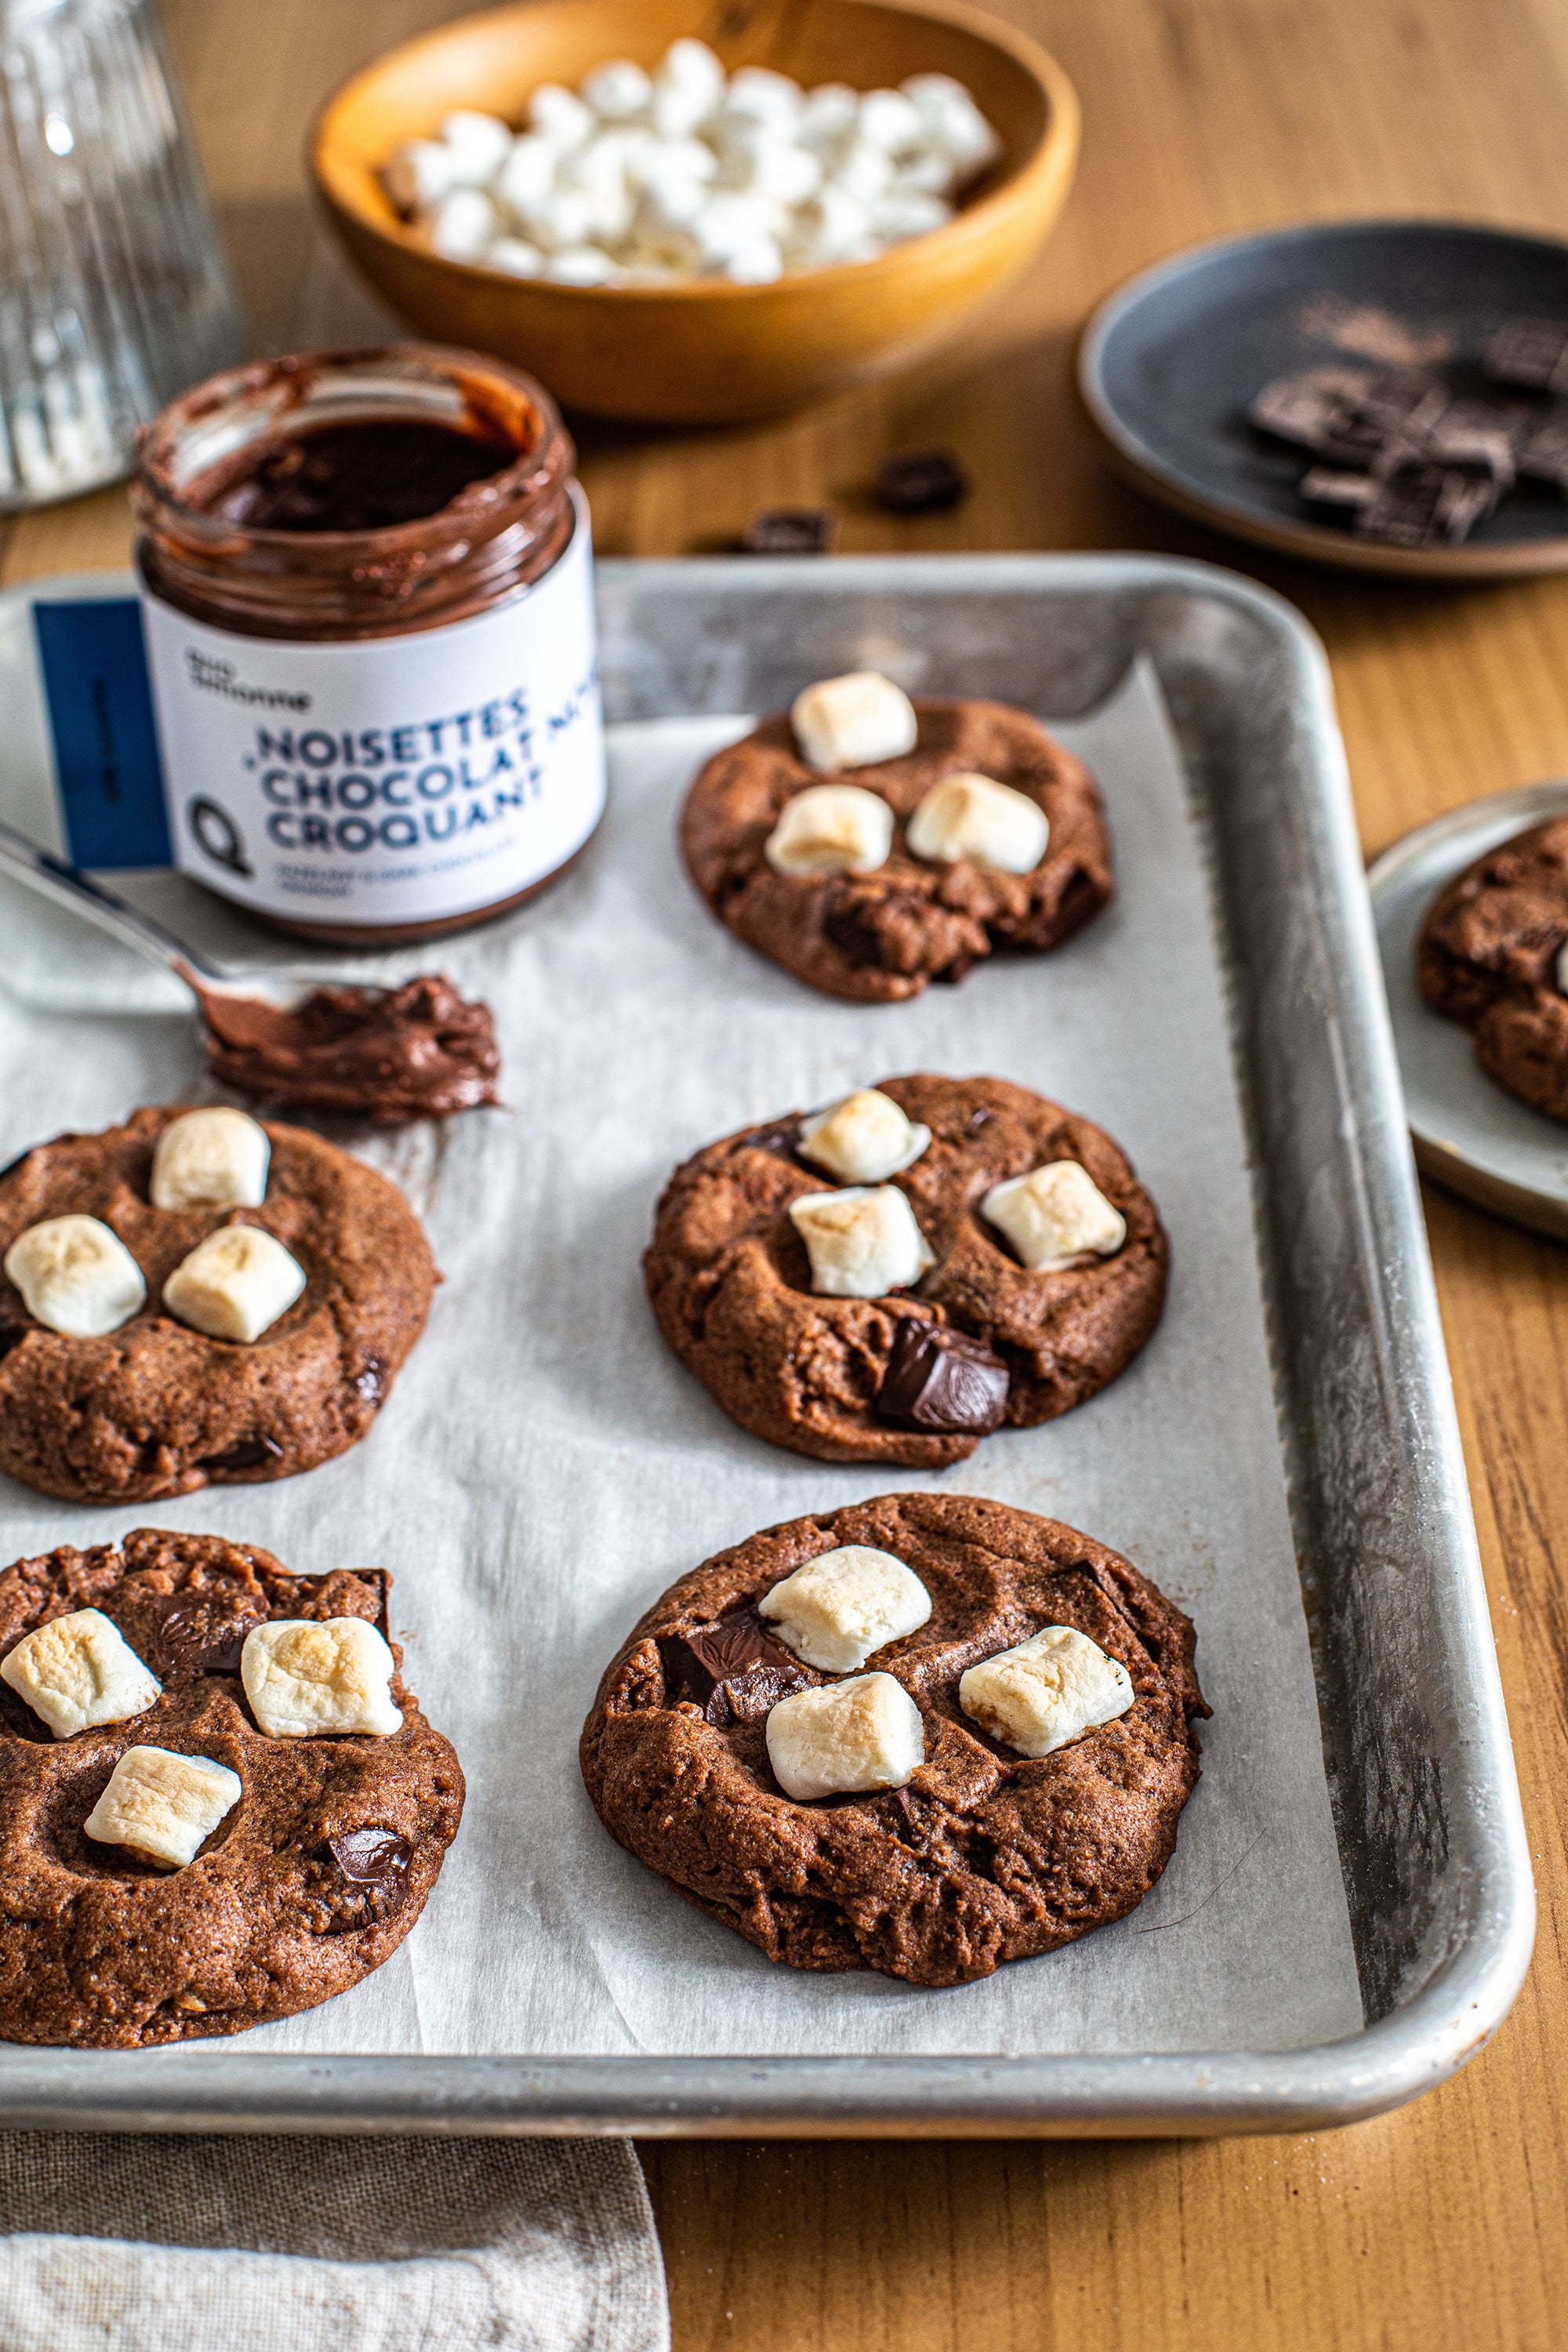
[[877, 448, 970, 514], [741, 508, 837, 555], [190, 971, 501, 1124], [877, 1316, 1010, 1436], [659, 1610, 812, 1726], [1518, 405, 1568, 488], [1483, 317, 1568, 395]]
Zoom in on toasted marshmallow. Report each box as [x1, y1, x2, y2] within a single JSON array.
[[789, 1185, 935, 1298], [982, 1160, 1127, 1272], [764, 785, 894, 878], [4, 1215, 145, 1338], [241, 1617, 402, 1739], [766, 1671, 924, 1801], [759, 1545, 931, 1671], [906, 772, 1048, 873], [959, 1624, 1133, 1758], [162, 1225, 305, 1343], [151, 1107, 270, 1211], [790, 670, 918, 772], [798, 1089, 931, 1185], [1, 1608, 160, 1739], [83, 1744, 241, 1870]]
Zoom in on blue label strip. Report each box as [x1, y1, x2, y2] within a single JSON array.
[[31, 597, 170, 869]]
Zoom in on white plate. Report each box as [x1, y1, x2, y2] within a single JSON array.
[[1369, 779, 1568, 1239]]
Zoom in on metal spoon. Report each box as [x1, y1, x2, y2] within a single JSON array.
[[0, 814, 346, 1010]]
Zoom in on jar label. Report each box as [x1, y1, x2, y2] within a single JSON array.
[[139, 491, 604, 927]]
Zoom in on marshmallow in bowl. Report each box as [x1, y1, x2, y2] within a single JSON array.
[[386, 42, 1003, 285]]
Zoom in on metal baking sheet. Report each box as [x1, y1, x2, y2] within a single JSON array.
[[1370, 779, 1568, 1238], [0, 554, 1533, 2135]]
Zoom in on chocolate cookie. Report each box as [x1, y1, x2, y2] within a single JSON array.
[[681, 698, 1111, 1002], [581, 1493, 1207, 1986], [0, 1526, 463, 2046], [1417, 817, 1568, 1119], [644, 1074, 1167, 1468], [0, 1105, 435, 1502]]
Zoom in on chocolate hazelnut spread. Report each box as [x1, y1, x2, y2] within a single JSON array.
[[133, 345, 606, 949], [201, 419, 518, 536], [191, 972, 500, 1123]]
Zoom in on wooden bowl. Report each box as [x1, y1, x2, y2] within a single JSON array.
[[309, 0, 1079, 424]]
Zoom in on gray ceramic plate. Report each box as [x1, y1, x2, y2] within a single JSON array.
[[1370, 781, 1568, 1236], [1078, 220, 1568, 578]]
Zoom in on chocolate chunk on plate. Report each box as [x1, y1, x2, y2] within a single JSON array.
[[1356, 463, 1501, 548], [877, 1317, 1010, 1436], [741, 508, 837, 555], [1483, 317, 1568, 394]]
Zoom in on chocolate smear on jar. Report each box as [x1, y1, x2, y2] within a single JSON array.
[[188, 971, 500, 1123]]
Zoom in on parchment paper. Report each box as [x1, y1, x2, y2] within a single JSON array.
[[0, 661, 1363, 2059]]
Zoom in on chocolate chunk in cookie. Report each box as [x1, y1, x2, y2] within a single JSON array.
[[0, 1105, 436, 1503], [0, 1527, 463, 2045], [1417, 816, 1568, 1120], [659, 1613, 812, 1726], [644, 1074, 1166, 1466], [581, 1493, 1207, 1986], [681, 688, 1111, 1003]]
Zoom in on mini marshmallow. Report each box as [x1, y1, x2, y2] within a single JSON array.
[[544, 245, 623, 285], [765, 1671, 924, 1801], [162, 1224, 306, 1343], [789, 183, 872, 264], [512, 186, 596, 252], [723, 235, 784, 283], [4, 1215, 145, 1338], [84, 1745, 241, 1870], [959, 1624, 1134, 1758], [791, 670, 918, 771], [1, 1609, 160, 1739], [906, 771, 1049, 873], [829, 142, 895, 205], [722, 67, 804, 130], [661, 37, 726, 98], [982, 1160, 1127, 1272], [580, 57, 652, 122], [649, 40, 724, 135], [871, 188, 953, 244], [789, 1185, 935, 1298], [384, 138, 466, 212], [688, 190, 782, 264], [241, 1617, 402, 1739], [528, 82, 596, 151], [856, 88, 926, 152], [495, 132, 558, 212], [797, 82, 861, 153], [764, 784, 894, 878], [437, 109, 513, 182], [759, 1546, 932, 1671], [426, 186, 500, 259], [633, 134, 717, 194], [151, 1107, 270, 1212], [557, 132, 638, 238], [798, 1089, 931, 1184], [488, 235, 546, 277], [714, 126, 822, 205]]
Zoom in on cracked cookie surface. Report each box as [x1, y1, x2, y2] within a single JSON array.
[[0, 1105, 435, 1502], [0, 1526, 463, 2045], [1417, 815, 1568, 1120], [681, 698, 1112, 1003], [643, 1074, 1167, 1467], [581, 1492, 1206, 1987]]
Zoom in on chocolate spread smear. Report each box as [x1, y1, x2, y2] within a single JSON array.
[[191, 972, 500, 1123]]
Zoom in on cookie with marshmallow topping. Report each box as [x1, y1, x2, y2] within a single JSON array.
[[0, 1524, 462, 2045], [681, 681, 1111, 1000], [644, 1073, 1166, 1466], [581, 1490, 1206, 1986], [0, 1104, 434, 1504]]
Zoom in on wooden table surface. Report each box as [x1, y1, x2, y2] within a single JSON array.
[[6, 0, 1566, 2339]]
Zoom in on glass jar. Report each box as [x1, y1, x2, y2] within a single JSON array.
[[132, 343, 605, 946], [0, 0, 241, 508]]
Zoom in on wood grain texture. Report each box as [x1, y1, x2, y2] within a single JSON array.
[[3, 0, 1566, 2340]]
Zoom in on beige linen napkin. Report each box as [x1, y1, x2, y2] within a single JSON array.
[[0, 2133, 667, 2350]]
